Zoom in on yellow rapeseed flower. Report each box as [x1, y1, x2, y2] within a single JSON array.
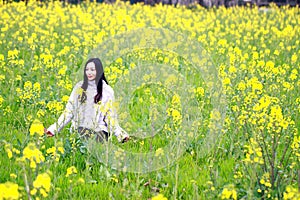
[[29, 119, 44, 136], [66, 166, 78, 177], [151, 194, 168, 200], [0, 95, 3, 108], [33, 172, 51, 196], [283, 185, 300, 200], [220, 184, 237, 200], [155, 148, 164, 157], [22, 143, 45, 169], [4, 144, 13, 159], [0, 182, 20, 200], [10, 173, 17, 179]]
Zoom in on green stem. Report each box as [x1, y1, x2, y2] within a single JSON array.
[[23, 165, 32, 200]]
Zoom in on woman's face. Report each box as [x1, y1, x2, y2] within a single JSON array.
[[85, 62, 97, 81]]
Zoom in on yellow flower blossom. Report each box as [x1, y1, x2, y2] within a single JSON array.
[[22, 143, 45, 169], [220, 184, 237, 200], [10, 173, 17, 179], [243, 138, 264, 164], [0, 95, 4, 108], [29, 119, 44, 136], [283, 185, 300, 200], [62, 95, 69, 103], [46, 142, 64, 162], [37, 109, 45, 118], [194, 87, 205, 97], [77, 178, 85, 184], [33, 172, 51, 197], [291, 53, 297, 63], [0, 182, 20, 200], [4, 144, 13, 159], [47, 100, 64, 113], [152, 193, 168, 200], [66, 166, 78, 177], [155, 148, 164, 157]]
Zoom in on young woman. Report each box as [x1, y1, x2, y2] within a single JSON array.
[[45, 58, 129, 143]]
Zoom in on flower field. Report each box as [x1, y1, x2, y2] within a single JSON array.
[[0, 1, 299, 199]]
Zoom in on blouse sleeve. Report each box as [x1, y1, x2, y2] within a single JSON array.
[[104, 89, 129, 142], [47, 83, 80, 135]]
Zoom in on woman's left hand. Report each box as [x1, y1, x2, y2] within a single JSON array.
[[122, 136, 130, 143], [44, 128, 54, 137]]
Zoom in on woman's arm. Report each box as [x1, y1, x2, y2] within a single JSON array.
[[46, 83, 80, 135], [104, 90, 129, 142]]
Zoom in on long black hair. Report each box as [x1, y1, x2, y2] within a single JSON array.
[[79, 58, 108, 104]]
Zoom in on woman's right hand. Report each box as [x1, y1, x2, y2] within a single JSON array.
[[44, 128, 54, 137]]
